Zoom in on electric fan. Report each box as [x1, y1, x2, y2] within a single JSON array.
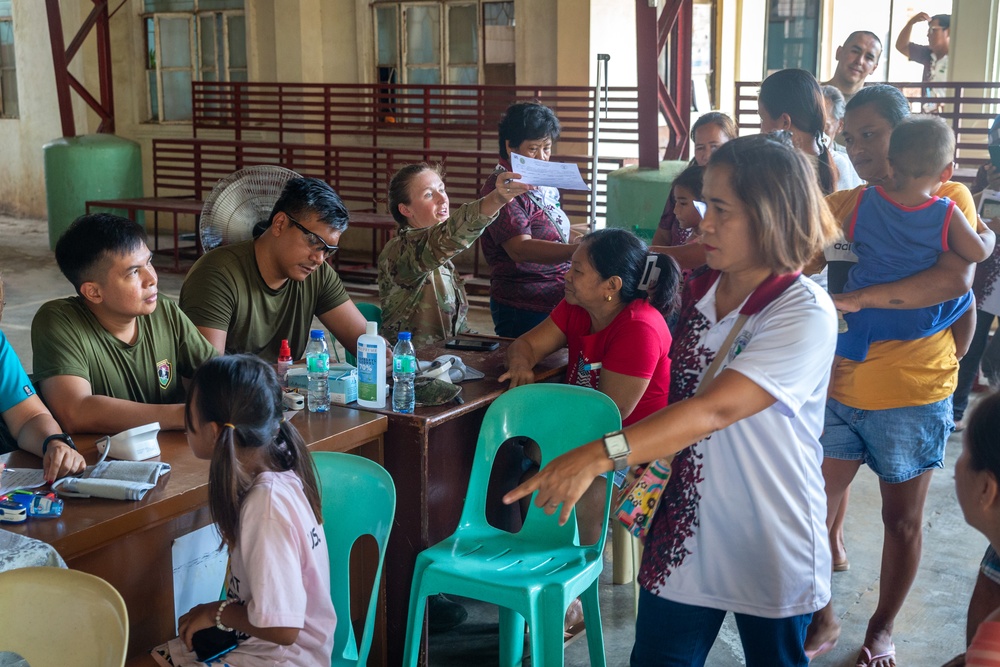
[[199, 166, 302, 251]]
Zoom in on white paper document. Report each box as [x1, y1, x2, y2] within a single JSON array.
[[509, 152, 590, 191], [0, 468, 47, 495]]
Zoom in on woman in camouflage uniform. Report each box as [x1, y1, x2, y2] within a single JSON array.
[[378, 163, 531, 345]]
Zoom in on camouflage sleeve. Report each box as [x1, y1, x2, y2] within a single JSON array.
[[389, 199, 497, 287]]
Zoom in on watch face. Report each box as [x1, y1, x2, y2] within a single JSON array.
[[605, 433, 629, 457]]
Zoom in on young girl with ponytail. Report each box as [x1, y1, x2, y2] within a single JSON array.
[[758, 68, 844, 194], [154, 354, 335, 666]]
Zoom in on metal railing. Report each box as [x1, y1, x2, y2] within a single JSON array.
[[151, 137, 625, 222], [192, 81, 641, 156]]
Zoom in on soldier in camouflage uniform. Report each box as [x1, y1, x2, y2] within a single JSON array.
[[378, 163, 532, 346]]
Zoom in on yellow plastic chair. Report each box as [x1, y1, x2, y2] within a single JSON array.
[[0, 566, 128, 667], [345, 302, 383, 366], [402, 384, 622, 667], [313, 451, 396, 667]]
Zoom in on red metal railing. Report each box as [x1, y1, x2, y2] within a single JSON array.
[[151, 137, 625, 222], [735, 80, 1000, 182], [191, 81, 641, 155]]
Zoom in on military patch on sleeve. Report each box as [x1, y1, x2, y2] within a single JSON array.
[[157, 359, 172, 389]]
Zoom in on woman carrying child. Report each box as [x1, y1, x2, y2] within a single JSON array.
[[153, 354, 335, 666], [807, 84, 992, 667], [836, 114, 992, 364]]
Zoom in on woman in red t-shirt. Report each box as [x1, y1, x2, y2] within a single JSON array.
[[500, 227, 681, 540]]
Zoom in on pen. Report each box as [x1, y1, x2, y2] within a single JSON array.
[[454, 395, 464, 405], [582, 362, 602, 372]]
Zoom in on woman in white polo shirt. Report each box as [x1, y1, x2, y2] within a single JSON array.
[[505, 134, 840, 666]]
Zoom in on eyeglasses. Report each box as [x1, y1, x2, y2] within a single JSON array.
[[286, 214, 338, 256]]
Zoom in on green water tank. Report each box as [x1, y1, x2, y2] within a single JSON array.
[[43, 135, 143, 250], [605, 161, 689, 242]]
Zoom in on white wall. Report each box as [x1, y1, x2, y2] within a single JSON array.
[[0, 0, 90, 217]]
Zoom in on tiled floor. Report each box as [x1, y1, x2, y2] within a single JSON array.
[[0, 214, 985, 666]]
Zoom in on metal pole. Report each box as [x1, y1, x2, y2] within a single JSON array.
[[590, 54, 610, 232]]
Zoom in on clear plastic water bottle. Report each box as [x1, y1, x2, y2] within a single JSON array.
[[392, 332, 417, 414], [305, 329, 330, 413]]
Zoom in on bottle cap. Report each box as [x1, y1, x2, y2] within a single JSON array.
[[399, 331, 411, 340], [366, 321, 378, 335], [279, 339, 292, 358], [310, 329, 324, 339]]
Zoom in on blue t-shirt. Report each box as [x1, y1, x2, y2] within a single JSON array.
[[838, 186, 972, 361], [0, 330, 35, 413], [0, 330, 37, 453]]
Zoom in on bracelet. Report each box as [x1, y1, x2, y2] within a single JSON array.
[[41, 434, 76, 456], [216, 599, 235, 632]]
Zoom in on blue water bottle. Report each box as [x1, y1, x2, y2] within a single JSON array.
[[392, 332, 417, 414]]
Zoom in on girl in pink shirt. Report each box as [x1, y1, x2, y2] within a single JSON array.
[[153, 354, 336, 667]]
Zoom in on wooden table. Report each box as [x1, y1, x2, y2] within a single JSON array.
[[0, 407, 386, 663], [349, 337, 568, 665]]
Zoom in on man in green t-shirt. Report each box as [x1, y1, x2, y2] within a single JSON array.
[[32, 214, 217, 433], [179, 178, 370, 362]]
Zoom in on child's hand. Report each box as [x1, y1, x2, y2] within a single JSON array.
[[831, 291, 863, 313], [179, 601, 222, 649]]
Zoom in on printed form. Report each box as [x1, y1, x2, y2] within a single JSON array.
[[509, 152, 590, 191]]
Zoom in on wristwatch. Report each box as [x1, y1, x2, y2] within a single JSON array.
[[41, 433, 77, 456], [603, 430, 631, 471]]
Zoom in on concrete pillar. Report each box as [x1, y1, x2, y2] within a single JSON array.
[[950, 0, 1000, 82]]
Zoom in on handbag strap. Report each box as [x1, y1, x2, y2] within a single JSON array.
[[693, 312, 749, 398], [645, 312, 750, 472]]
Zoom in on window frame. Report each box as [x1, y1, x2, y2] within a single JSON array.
[[373, 0, 485, 87], [0, 11, 17, 119], [763, 0, 822, 77], [143, 4, 246, 123]]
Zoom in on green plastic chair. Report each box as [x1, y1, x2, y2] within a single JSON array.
[[345, 302, 383, 366], [313, 451, 396, 667], [401, 384, 622, 667]]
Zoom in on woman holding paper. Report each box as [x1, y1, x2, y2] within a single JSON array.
[[480, 101, 579, 338], [378, 163, 532, 346], [0, 277, 85, 481]]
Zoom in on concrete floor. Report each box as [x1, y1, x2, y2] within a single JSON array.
[[0, 214, 984, 666]]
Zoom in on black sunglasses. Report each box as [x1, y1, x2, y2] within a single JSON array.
[[286, 214, 338, 256]]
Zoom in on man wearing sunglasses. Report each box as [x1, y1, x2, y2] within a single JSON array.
[[181, 178, 371, 362]]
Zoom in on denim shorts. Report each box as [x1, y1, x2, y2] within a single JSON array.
[[821, 396, 953, 484], [982, 544, 1000, 585]]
